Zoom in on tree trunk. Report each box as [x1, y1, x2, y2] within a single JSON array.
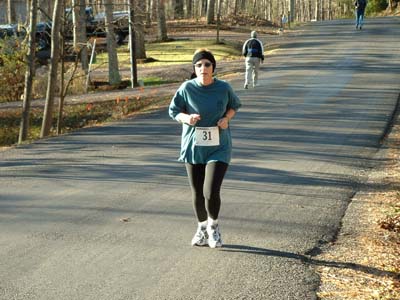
[[136, 0, 147, 59], [268, 0, 272, 21], [72, 0, 89, 71], [174, 0, 184, 18], [186, 0, 193, 18], [328, 0, 332, 20], [26, 0, 30, 23], [38, 0, 53, 22], [157, 0, 168, 41], [315, 0, 319, 20], [146, 0, 152, 24], [19, 0, 38, 144], [240, 0, 246, 10], [206, 0, 215, 24], [321, 0, 325, 20], [201, 0, 208, 16], [7, 0, 16, 23], [57, 2, 66, 135], [105, 0, 121, 85], [216, 0, 222, 43], [151, 0, 158, 21], [233, 0, 238, 15], [128, 0, 138, 87], [289, 0, 295, 22], [41, 0, 62, 138]]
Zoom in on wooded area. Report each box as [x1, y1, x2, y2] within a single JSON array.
[[2, 0, 398, 25], [1, 0, 398, 142]]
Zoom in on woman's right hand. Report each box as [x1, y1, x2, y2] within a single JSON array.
[[187, 114, 201, 126], [177, 113, 201, 125]]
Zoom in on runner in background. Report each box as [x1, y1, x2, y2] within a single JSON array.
[[355, 0, 367, 30], [242, 31, 264, 89]]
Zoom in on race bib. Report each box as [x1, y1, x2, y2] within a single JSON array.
[[195, 126, 220, 146]]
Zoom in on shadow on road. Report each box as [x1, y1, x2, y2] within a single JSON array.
[[222, 244, 400, 280]]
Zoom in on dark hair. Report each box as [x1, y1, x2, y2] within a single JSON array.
[[192, 49, 216, 72]]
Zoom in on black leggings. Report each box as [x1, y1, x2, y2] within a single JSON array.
[[185, 161, 228, 222]]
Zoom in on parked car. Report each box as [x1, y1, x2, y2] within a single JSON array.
[[64, 7, 129, 45], [94, 10, 129, 44], [0, 22, 50, 65], [0, 24, 20, 39], [35, 22, 52, 50]]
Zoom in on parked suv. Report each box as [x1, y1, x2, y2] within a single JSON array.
[[64, 7, 129, 45], [0, 24, 20, 39], [35, 22, 52, 50], [94, 10, 129, 45]]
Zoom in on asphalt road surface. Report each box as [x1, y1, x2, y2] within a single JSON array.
[[1, 17, 400, 300]]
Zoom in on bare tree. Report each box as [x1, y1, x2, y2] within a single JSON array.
[[26, 0, 30, 22], [151, 0, 158, 21], [38, 0, 53, 22], [146, 0, 152, 24], [19, 0, 38, 144], [327, 0, 332, 20], [72, 0, 89, 71], [174, 0, 184, 18], [206, 0, 216, 24], [216, 0, 222, 43], [289, 0, 295, 22], [7, 0, 16, 23], [128, 0, 138, 87], [157, 0, 168, 41], [186, 0, 193, 18], [41, 0, 63, 138], [136, 0, 147, 59], [105, 0, 121, 85], [267, 0, 272, 21]]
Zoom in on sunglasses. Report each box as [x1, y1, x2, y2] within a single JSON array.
[[194, 62, 212, 68]]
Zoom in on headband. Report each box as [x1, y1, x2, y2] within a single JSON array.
[[192, 51, 216, 72]]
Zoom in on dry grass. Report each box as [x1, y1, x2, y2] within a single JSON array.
[[317, 119, 400, 299]]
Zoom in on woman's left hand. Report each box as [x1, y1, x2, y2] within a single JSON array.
[[217, 117, 229, 130]]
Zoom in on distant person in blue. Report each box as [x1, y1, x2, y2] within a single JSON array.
[[242, 30, 264, 89], [355, 0, 367, 30], [169, 49, 241, 248]]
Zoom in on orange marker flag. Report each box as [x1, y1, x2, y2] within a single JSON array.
[[86, 103, 94, 111]]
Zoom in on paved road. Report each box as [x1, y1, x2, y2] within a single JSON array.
[[1, 17, 400, 300]]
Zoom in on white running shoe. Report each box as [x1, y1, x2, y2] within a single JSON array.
[[207, 224, 222, 248], [191, 227, 208, 246]]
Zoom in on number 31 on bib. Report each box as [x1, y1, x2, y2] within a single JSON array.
[[195, 126, 220, 146]]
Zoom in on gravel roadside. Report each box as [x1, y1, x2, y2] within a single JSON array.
[[316, 109, 400, 299]]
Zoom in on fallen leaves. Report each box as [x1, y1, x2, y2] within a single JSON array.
[[317, 121, 400, 299]]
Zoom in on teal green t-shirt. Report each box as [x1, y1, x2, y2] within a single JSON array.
[[169, 78, 241, 164]]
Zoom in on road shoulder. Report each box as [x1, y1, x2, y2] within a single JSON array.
[[316, 113, 400, 299]]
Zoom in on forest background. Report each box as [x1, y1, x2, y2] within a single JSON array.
[[0, 0, 396, 25], [1, 0, 398, 142]]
